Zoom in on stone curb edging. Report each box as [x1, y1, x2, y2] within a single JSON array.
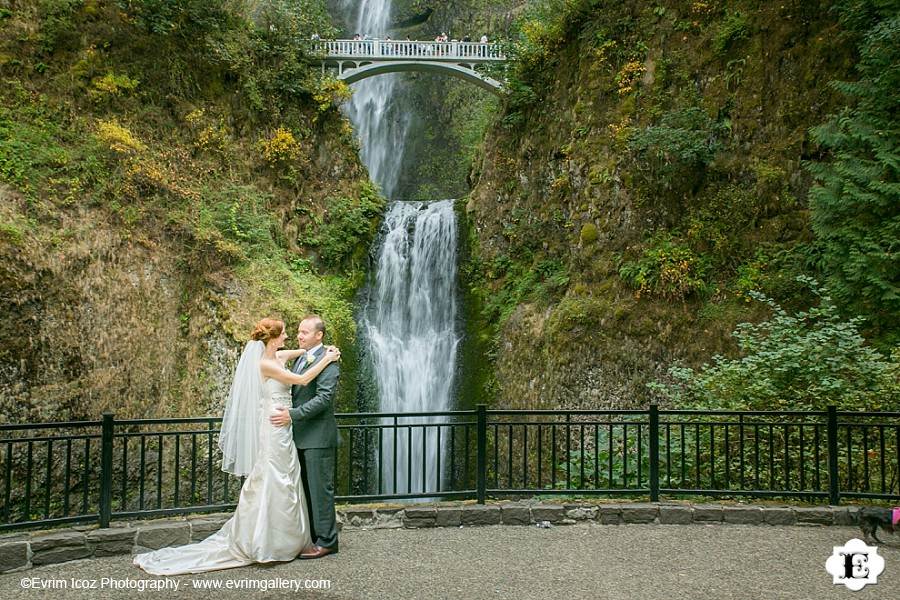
[[0, 501, 861, 574]]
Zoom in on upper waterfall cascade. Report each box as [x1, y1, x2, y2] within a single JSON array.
[[339, 0, 410, 198]]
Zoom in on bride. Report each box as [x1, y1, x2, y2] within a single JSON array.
[[134, 318, 340, 575]]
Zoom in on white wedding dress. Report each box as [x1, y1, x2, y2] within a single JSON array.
[[134, 378, 311, 575]]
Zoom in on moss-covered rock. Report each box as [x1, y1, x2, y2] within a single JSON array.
[[579, 223, 599, 245], [0, 1, 375, 422], [460, 0, 856, 410]]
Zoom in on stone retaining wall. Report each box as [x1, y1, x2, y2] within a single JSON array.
[[0, 501, 861, 574]]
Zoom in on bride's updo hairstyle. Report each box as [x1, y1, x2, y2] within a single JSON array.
[[249, 318, 284, 344]]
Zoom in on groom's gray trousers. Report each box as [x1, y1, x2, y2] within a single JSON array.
[[297, 447, 338, 549]]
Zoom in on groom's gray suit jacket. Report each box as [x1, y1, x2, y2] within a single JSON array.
[[288, 348, 340, 449]]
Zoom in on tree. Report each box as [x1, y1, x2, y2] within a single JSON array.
[[806, 9, 900, 336]]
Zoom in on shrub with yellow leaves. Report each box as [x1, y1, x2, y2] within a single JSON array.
[[258, 127, 301, 167], [94, 119, 146, 155]]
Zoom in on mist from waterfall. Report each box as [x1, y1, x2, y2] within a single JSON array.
[[361, 201, 459, 495], [338, 0, 410, 199]]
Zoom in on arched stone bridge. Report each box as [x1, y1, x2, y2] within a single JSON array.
[[316, 40, 506, 95]]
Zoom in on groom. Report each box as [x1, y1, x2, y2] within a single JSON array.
[[270, 314, 340, 559]]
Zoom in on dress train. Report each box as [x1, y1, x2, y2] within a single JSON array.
[[134, 379, 309, 575]]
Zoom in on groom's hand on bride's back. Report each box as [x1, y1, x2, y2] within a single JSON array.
[[270, 406, 291, 427]]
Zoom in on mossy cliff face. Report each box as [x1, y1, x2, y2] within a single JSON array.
[[0, 2, 375, 422], [462, 0, 855, 410], [2, 184, 218, 421]]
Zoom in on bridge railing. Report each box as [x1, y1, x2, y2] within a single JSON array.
[[1, 406, 898, 530], [318, 39, 505, 60]]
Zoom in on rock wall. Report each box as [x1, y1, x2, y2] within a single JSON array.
[[462, 0, 854, 410]]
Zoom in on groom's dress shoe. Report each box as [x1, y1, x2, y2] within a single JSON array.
[[299, 545, 336, 559]]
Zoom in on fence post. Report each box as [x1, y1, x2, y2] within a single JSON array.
[[476, 404, 487, 504], [827, 405, 840, 506], [99, 413, 115, 528], [649, 404, 659, 502]]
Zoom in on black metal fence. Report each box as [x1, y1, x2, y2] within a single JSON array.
[[1, 406, 898, 531]]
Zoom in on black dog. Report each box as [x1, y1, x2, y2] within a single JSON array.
[[857, 507, 897, 544]]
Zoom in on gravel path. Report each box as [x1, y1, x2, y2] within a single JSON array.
[[2, 523, 897, 599]]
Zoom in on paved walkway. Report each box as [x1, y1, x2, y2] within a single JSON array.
[[1, 522, 897, 599]]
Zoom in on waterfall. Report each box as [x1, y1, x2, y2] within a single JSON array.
[[361, 201, 459, 495], [339, 0, 410, 198], [337, 1, 459, 495]]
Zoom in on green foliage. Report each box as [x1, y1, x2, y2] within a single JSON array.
[[484, 258, 537, 323], [0, 0, 373, 422], [38, 0, 84, 53], [553, 428, 649, 490], [502, 0, 603, 130], [404, 76, 499, 201], [619, 231, 710, 300], [0, 84, 74, 197], [471, 202, 574, 325], [247, 0, 337, 93], [684, 184, 760, 266], [303, 182, 385, 271], [241, 0, 338, 103], [116, 0, 234, 39], [628, 107, 728, 188], [713, 11, 751, 56], [117, 0, 338, 112], [831, 0, 900, 36], [194, 182, 279, 262], [536, 258, 570, 293], [89, 72, 140, 103], [806, 12, 900, 334], [650, 279, 900, 411], [397, 77, 499, 200], [500, 206, 549, 252], [546, 294, 612, 335], [500, 79, 538, 128], [513, 0, 594, 69], [466, 246, 570, 330], [0, 218, 30, 246], [734, 248, 769, 300]]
